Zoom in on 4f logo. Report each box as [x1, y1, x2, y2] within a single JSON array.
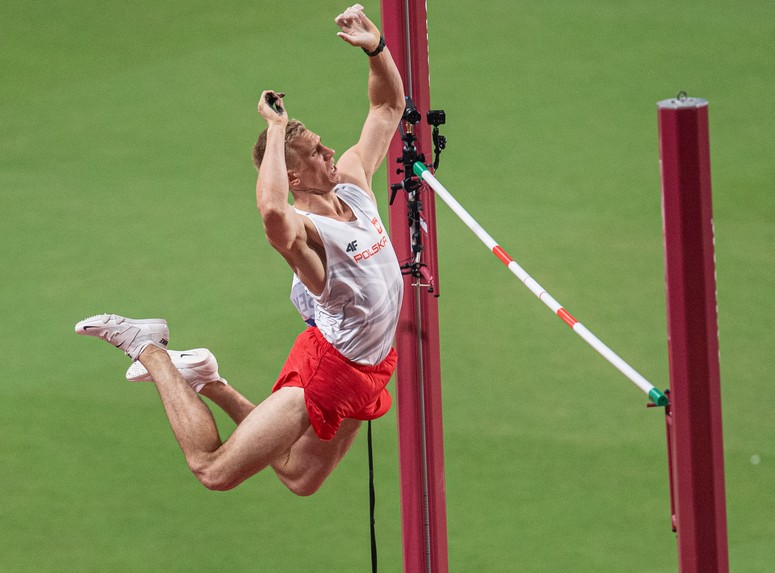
[[346, 240, 358, 253]]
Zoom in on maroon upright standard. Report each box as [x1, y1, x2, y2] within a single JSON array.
[[658, 95, 729, 573], [381, 1, 449, 571]]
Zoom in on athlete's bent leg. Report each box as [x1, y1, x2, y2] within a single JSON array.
[[139, 345, 310, 491], [191, 387, 310, 490]]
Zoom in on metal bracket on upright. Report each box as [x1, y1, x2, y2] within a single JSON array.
[[390, 96, 447, 295]]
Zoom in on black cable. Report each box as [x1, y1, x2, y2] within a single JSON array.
[[368, 421, 378, 572]]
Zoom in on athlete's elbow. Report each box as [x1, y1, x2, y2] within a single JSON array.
[[390, 91, 405, 115], [373, 99, 404, 123], [259, 202, 287, 224], [261, 216, 296, 254], [260, 206, 288, 236], [257, 194, 280, 217]]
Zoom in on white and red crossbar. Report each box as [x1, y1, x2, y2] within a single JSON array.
[[414, 162, 668, 406]]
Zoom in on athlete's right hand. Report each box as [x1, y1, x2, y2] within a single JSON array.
[[258, 90, 287, 127]]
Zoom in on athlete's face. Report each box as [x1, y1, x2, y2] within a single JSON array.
[[293, 131, 339, 192]]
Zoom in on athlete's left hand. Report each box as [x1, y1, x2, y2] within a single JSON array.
[[335, 4, 381, 52]]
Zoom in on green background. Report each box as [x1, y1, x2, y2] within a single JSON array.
[[2, 1, 773, 571]]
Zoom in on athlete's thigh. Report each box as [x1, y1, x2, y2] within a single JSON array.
[[214, 387, 311, 475]]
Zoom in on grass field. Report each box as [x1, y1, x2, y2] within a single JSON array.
[[2, 1, 773, 571]]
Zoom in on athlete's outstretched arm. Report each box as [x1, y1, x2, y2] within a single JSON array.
[[335, 4, 404, 198]]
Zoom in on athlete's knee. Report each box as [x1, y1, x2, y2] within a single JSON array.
[[189, 457, 240, 491], [192, 466, 233, 491], [199, 472, 238, 491]]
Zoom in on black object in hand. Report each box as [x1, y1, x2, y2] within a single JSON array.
[[265, 92, 286, 115]]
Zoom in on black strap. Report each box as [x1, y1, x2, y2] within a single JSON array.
[[368, 420, 378, 572], [363, 35, 386, 57]]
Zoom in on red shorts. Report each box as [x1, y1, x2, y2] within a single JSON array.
[[272, 327, 397, 441]]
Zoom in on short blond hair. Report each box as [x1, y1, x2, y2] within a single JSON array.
[[252, 120, 308, 170]]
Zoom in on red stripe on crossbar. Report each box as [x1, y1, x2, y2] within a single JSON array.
[[492, 246, 512, 266], [557, 308, 578, 328]]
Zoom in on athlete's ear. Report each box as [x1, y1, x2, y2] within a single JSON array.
[[287, 170, 301, 190]]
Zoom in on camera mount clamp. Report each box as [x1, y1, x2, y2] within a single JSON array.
[[390, 97, 447, 294]]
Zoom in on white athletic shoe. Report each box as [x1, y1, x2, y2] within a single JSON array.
[[125, 348, 227, 393], [75, 314, 169, 361]]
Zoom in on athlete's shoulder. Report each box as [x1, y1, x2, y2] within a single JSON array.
[[334, 181, 369, 198], [335, 183, 377, 212]]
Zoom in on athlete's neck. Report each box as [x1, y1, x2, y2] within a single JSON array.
[[293, 186, 355, 222]]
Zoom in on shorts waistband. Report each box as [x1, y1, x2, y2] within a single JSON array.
[[307, 327, 395, 373]]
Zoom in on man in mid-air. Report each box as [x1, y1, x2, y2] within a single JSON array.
[[76, 3, 405, 495]]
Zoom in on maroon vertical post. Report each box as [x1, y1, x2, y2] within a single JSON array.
[[658, 95, 729, 573], [381, 1, 449, 572]]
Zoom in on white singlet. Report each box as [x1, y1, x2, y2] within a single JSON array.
[[290, 183, 404, 365]]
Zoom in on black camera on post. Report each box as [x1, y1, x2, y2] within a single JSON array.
[[426, 110, 446, 169], [426, 109, 445, 127]]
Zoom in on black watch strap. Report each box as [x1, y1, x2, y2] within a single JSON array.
[[363, 35, 386, 57]]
